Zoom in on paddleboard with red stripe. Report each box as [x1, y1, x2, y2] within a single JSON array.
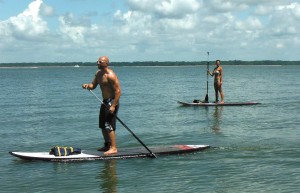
[[9, 145, 210, 162]]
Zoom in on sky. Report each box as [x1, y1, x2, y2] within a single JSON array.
[[0, 0, 299, 63]]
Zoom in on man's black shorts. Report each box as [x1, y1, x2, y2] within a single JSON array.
[[99, 98, 119, 131]]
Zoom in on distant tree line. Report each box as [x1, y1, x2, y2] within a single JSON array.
[[0, 60, 299, 67]]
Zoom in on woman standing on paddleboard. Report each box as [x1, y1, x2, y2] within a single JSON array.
[[208, 60, 224, 103]]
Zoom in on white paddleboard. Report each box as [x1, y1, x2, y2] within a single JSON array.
[[10, 145, 210, 162]]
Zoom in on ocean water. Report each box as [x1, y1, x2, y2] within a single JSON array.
[[0, 64, 299, 193]]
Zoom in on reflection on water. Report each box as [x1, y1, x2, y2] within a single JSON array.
[[211, 106, 223, 133], [97, 160, 118, 193]]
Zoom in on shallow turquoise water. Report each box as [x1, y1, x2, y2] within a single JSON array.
[[0, 65, 299, 192]]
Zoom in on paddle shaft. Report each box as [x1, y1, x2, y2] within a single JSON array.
[[206, 52, 209, 94], [205, 52, 209, 102], [87, 89, 157, 158]]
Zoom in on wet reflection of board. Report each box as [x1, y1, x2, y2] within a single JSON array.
[[178, 101, 260, 106], [9, 145, 210, 162]]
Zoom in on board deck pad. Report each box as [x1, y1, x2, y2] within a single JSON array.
[[178, 101, 260, 106], [9, 145, 210, 162]]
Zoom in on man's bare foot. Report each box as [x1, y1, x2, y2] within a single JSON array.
[[104, 148, 117, 155], [220, 101, 224, 104]]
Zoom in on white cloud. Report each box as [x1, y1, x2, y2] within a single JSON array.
[[58, 13, 87, 44], [236, 17, 263, 30], [276, 43, 285, 49], [278, 2, 300, 20], [0, 0, 48, 39], [291, 2, 300, 19], [40, 2, 55, 17], [127, 0, 200, 18], [254, 5, 273, 15], [208, 0, 248, 12]]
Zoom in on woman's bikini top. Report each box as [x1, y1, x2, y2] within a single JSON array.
[[214, 70, 220, 75]]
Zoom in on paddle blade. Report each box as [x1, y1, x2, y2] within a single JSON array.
[[204, 94, 209, 103], [148, 153, 157, 158]]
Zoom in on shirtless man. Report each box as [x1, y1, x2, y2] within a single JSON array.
[[208, 60, 224, 103], [82, 56, 121, 155]]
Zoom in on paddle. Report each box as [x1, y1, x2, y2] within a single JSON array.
[[204, 51, 209, 103], [87, 89, 157, 158]]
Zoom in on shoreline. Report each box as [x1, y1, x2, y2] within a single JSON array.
[[0, 61, 299, 68]]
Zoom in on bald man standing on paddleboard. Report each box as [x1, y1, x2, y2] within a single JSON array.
[[82, 56, 121, 155]]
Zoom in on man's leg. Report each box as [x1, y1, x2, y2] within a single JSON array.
[[104, 130, 117, 155], [97, 129, 111, 151]]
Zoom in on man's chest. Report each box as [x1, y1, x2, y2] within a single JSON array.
[[97, 74, 110, 86]]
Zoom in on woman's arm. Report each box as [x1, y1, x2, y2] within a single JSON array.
[[207, 70, 213, 76]]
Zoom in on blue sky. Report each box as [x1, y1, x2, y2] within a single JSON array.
[[0, 0, 299, 63]]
